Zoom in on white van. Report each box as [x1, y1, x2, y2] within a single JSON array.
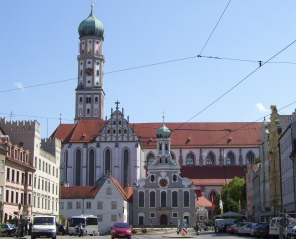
[[215, 218, 237, 232], [31, 216, 57, 239], [269, 217, 296, 238]]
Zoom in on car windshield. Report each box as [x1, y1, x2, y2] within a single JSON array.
[[114, 223, 130, 228]]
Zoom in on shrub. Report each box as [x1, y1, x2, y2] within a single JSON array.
[[203, 226, 209, 231], [141, 228, 147, 233], [132, 229, 137, 234]]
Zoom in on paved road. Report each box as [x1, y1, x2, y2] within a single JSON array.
[[5, 229, 257, 239]]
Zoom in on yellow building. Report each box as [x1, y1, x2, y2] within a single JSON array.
[[268, 105, 290, 213]]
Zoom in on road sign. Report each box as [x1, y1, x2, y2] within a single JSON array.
[[181, 227, 187, 235], [182, 222, 188, 227], [280, 217, 289, 227]]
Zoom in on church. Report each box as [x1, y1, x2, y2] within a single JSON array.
[[52, 5, 262, 226]]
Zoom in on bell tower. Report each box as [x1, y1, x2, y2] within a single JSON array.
[[74, 5, 105, 123]]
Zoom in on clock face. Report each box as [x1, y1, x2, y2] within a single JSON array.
[[85, 68, 94, 76], [159, 178, 168, 187]]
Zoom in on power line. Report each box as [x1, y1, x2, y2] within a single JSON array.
[[199, 0, 232, 55], [174, 39, 296, 131]]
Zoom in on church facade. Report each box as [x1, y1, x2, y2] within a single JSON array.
[[52, 6, 262, 225]]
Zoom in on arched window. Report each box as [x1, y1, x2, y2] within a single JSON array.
[[75, 149, 81, 186], [123, 149, 129, 187], [150, 191, 155, 207], [139, 191, 144, 207], [147, 153, 154, 166], [161, 191, 166, 207], [105, 149, 111, 174], [186, 152, 195, 165], [88, 149, 95, 186], [226, 152, 235, 165], [206, 152, 214, 165], [246, 151, 255, 164], [184, 191, 189, 207], [172, 191, 178, 207]]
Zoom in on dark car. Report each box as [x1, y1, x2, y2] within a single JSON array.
[[254, 223, 269, 238], [0, 223, 17, 236], [58, 225, 67, 235], [111, 222, 132, 239]]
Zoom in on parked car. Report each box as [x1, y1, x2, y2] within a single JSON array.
[[254, 223, 269, 238], [0, 223, 17, 236], [226, 224, 237, 234], [237, 222, 252, 235], [244, 223, 259, 236], [57, 224, 67, 235], [111, 222, 132, 239]]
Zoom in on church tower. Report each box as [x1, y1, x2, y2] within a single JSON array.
[[74, 5, 105, 123]]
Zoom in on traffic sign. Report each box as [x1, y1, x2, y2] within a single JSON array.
[[181, 227, 187, 235], [182, 222, 188, 227]]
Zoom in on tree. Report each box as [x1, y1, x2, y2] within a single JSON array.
[[213, 177, 246, 214]]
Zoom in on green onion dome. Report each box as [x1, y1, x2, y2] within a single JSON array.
[[156, 124, 171, 138], [78, 10, 104, 39]]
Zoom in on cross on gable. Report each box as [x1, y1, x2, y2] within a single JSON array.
[[115, 100, 120, 109]]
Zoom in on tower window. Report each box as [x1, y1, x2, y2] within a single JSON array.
[[86, 97, 91, 103], [80, 70, 82, 76], [88, 61, 91, 64], [97, 70, 100, 76], [79, 97, 82, 103], [97, 61, 100, 65], [95, 97, 98, 103], [87, 109, 90, 115]]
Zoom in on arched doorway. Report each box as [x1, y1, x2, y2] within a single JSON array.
[[160, 214, 168, 225]]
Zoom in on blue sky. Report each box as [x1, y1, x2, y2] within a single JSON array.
[[1, 1, 296, 138]]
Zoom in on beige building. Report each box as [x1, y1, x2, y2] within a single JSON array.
[[0, 118, 61, 219]]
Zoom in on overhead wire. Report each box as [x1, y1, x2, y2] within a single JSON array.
[[173, 38, 296, 131]]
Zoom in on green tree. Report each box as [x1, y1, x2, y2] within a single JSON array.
[[213, 177, 246, 214]]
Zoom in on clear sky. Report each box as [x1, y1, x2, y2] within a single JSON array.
[[1, 1, 296, 138]]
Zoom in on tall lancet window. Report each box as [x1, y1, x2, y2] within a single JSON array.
[[105, 149, 111, 174], [186, 153, 195, 165], [206, 152, 214, 165], [75, 149, 81, 186], [147, 153, 154, 166], [88, 149, 95, 186], [123, 149, 129, 187], [226, 152, 235, 165], [246, 151, 255, 164]]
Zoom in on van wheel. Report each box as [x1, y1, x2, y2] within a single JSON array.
[[31, 236, 36, 239], [52, 236, 56, 239]]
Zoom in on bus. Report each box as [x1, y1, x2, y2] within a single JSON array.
[[68, 215, 98, 236]]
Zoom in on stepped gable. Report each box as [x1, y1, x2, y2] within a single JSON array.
[[180, 165, 247, 183], [61, 186, 101, 199], [196, 195, 212, 207], [132, 122, 262, 149]]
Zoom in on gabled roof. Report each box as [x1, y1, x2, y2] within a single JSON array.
[[53, 120, 262, 149], [196, 195, 212, 207], [61, 186, 101, 199], [110, 176, 129, 201], [60, 179, 133, 201]]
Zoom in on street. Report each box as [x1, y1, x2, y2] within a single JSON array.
[[11, 229, 257, 239]]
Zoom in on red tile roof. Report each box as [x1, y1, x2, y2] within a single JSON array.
[[180, 165, 246, 183], [61, 186, 101, 199], [52, 121, 262, 148], [196, 195, 212, 207]]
